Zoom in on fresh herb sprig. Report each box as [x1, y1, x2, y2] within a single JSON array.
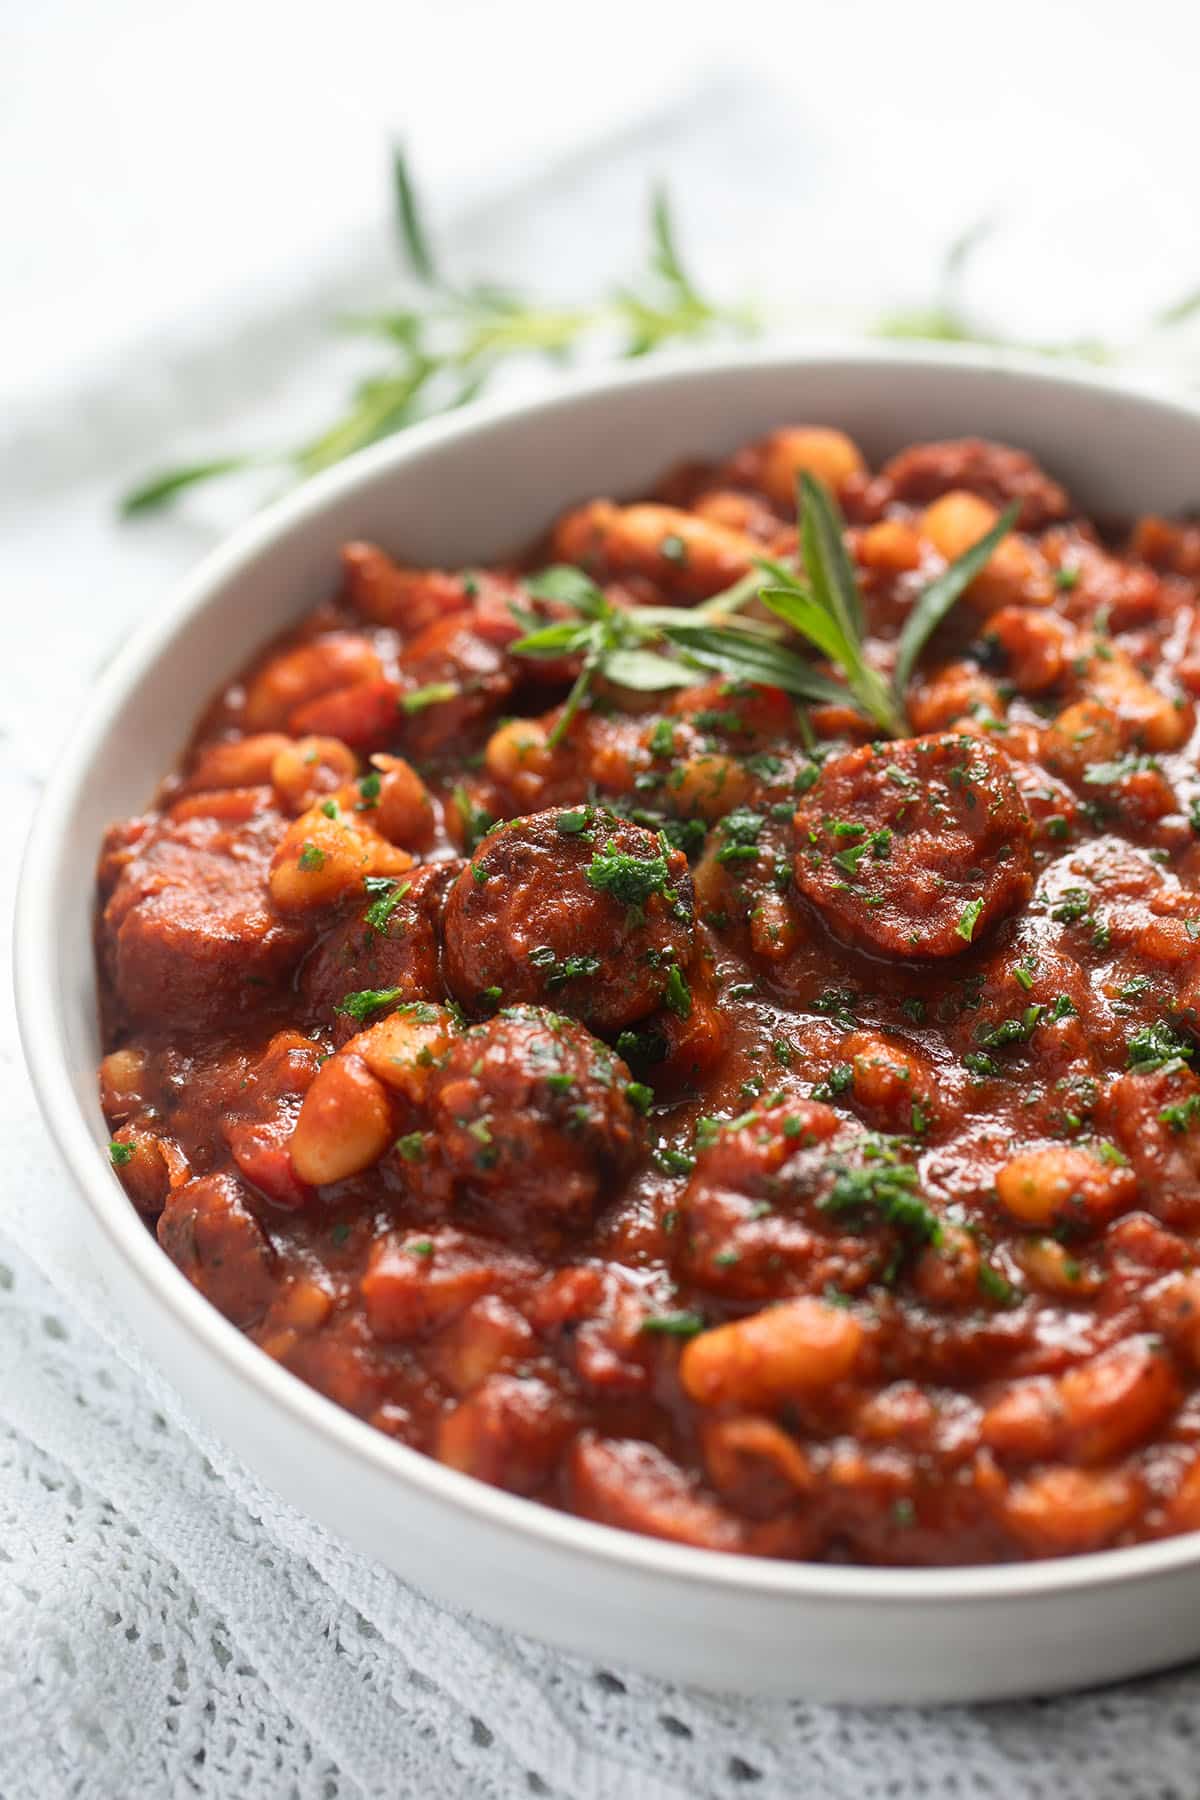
[[121, 152, 760, 516], [758, 475, 1017, 735], [512, 564, 846, 747], [120, 156, 1200, 519], [514, 477, 1017, 741]]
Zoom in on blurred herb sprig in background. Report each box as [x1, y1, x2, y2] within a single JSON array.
[[121, 151, 1200, 517]]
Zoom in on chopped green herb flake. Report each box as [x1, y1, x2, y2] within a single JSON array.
[[586, 838, 672, 909], [1161, 1094, 1200, 1133], [956, 897, 984, 943], [400, 680, 459, 714], [664, 965, 693, 1019], [977, 1263, 1019, 1305], [337, 985, 405, 1023], [1128, 1021, 1195, 1075], [640, 1309, 704, 1337]]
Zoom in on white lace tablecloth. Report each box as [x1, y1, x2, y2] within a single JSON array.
[[8, 14, 1200, 1794]]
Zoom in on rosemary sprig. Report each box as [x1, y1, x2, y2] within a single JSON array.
[[759, 476, 906, 736], [516, 476, 1017, 741], [119, 154, 1200, 520], [759, 476, 1018, 734], [890, 499, 1018, 693], [120, 150, 760, 516], [512, 567, 844, 747]]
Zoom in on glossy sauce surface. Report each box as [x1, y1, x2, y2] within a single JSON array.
[[96, 427, 1200, 1564]]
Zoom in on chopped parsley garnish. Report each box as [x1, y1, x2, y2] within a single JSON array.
[[640, 1310, 704, 1337], [337, 985, 405, 1023], [616, 1025, 668, 1068], [528, 947, 603, 989], [108, 1140, 134, 1167], [746, 752, 784, 780], [395, 1132, 426, 1162], [452, 786, 496, 853], [818, 1137, 941, 1251], [556, 806, 591, 835], [1083, 752, 1161, 786], [664, 965, 693, 1019], [399, 680, 459, 714], [356, 770, 382, 808], [833, 826, 892, 876], [812, 1062, 855, 1103], [976, 1005, 1043, 1050], [977, 1263, 1019, 1305], [586, 838, 672, 909], [297, 841, 326, 871], [1049, 887, 1092, 924], [716, 807, 766, 866], [624, 1081, 654, 1115], [1161, 1094, 1200, 1133], [956, 897, 984, 943], [649, 719, 677, 758], [812, 987, 859, 1030], [363, 876, 410, 934], [1127, 1020, 1195, 1075]]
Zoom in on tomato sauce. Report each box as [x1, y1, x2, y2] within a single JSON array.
[[96, 427, 1200, 1564]]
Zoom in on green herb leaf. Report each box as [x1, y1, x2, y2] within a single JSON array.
[[664, 965, 693, 1019], [120, 457, 258, 517], [757, 475, 907, 735], [399, 680, 459, 714], [363, 876, 411, 934], [602, 647, 698, 691], [525, 565, 609, 615], [893, 503, 1019, 696], [392, 143, 438, 285], [1127, 1020, 1195, 1075], [586, 839, 672, 908], [956, 898, 984, 943], [640, 1309, 705, 1338], [337, 986, 405, 1023]]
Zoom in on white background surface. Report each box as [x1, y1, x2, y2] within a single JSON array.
[[8, 3, 1200, 1794]]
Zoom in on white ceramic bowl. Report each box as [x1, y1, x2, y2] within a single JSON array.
[[18, 344, 1200, 1704]]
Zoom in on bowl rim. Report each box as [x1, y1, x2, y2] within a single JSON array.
[[18, 336, 1200, 1608]]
